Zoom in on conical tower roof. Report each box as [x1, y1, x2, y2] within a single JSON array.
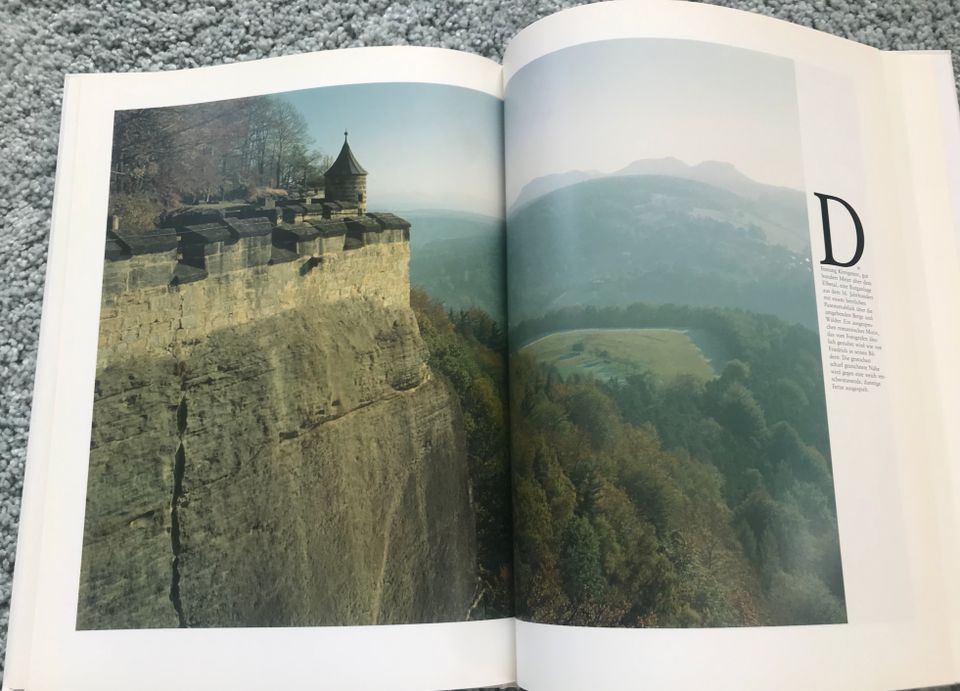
[[324, 131, 367, 177]]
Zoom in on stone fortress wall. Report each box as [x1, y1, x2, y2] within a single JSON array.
[[98, 202, 411, 363]]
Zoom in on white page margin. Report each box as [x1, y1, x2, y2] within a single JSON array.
[[885, 50, 960, 680]]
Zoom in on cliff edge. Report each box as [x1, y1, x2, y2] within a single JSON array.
[[77, 232, 478, 628]]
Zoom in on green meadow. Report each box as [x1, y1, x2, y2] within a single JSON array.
[[521, 328, 716, 383]]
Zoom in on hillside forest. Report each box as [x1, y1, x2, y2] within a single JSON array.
[[510, 303, 846, 627], [412, 289, 515, 618]]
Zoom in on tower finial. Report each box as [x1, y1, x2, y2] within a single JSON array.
[[344, 130, 348, 142]]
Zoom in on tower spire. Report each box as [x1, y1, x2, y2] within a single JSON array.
[[324, 129, 368, 215]]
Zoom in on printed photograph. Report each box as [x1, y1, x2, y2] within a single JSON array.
[[78, 82, 512, 629], [505, 39, 846, 627]]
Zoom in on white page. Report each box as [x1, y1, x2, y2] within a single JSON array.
[[503, 1, 958, 689], [3, 46, 516, 691], [885, 50, 960, 680]]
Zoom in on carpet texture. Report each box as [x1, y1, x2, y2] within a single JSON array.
[[0, 0, 958, 677]]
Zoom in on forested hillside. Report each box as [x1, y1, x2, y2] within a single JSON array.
[[412, 289, 514, 617], [407, 210, 506, 320], [511, 303, 845, 627]]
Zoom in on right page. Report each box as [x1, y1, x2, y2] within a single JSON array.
[[502, 1, 960, 689]]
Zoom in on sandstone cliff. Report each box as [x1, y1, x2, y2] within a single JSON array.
[[77, 241, 478, 628]]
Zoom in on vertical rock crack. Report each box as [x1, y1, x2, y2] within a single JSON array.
[[169, 381, 188, 627]]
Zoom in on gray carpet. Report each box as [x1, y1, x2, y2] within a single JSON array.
[[0, 0, 957, 678]]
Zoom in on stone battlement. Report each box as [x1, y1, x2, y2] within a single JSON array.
[[98, 206, 413, 363], [103, 206, 410, 295]]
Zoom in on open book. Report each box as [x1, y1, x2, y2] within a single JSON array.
[[5, 1, 960, 689]]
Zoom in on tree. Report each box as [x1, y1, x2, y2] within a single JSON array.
[[708, 381, 767, 446], [560, 516, 604, 601], [109, 95, 324, 219], [568, 386, 620, 449], [268, 101, 309, 189]]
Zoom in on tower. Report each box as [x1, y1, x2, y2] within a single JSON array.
[[323, 130, 368, 215]]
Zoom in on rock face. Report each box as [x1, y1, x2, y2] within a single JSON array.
[[77, 239, 477, 629]]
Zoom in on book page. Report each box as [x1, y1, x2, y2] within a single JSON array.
[[3, 47, 516, 691], [886, 50, 960, 681], [502, 1, 959, 689]]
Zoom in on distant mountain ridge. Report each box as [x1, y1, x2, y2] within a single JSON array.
[[511, 158, 809, 253], [506, 173, 819, 330], [405, 208, 506, 322], [512, 157, 805, 221], [617, 159, 769, 200], [511, 157, 794, 208]]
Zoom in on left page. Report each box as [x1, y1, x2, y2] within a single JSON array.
[[4, 47, 514, 691]]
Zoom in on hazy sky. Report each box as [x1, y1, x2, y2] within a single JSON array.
[[280, 82, 503, 217], [505, 39, 805, 205]]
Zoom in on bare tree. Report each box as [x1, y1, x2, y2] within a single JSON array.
[[109, 95, 324, 215], [268, 101, 308, 189]]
